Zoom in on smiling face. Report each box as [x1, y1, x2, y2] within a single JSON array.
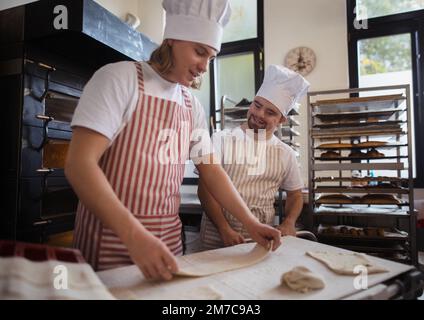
[[246, 96, 286, 134], [166, 40, 217, 87]]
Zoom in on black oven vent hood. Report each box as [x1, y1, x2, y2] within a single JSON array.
[[1, 0, 157, 68]]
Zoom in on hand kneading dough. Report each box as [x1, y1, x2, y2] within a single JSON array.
[[306, 251, 388, 275], [281, 266, 325, 293], [176, 242, 271, 277]]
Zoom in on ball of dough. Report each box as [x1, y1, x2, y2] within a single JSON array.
[[281, 266, 325, 293]]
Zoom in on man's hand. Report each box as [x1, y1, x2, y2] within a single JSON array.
[[219, 225, 245, 247], [245, 220, 281, 251], [125, 228, 179, 281], [277, 219, 297, 237]]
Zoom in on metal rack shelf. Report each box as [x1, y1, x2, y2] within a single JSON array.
[[311, 93, 405, 108], [307, 85, 417, 266], [314, 207, 411, 218], [315, 186, 409, 194], [312, 130, 406, 139], [313, 119, 406, 129], [312, 163, 405, 171], [314, 156, 409, 161], [315, 143, 408, 150], [314, 177, 408, 183]]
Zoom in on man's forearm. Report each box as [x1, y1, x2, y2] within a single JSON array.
[[283, 190, 303, 224], [196, 163, 256, 226], [198, 179, 232, 233]]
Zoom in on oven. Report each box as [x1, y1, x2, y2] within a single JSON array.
[[16, 59, 85, 242]]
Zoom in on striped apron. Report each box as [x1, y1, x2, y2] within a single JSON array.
[[73, 62, 193, 271], [200, 136, 285, 249]]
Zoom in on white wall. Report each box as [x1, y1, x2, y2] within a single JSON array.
[[94, 0, 138, 21], [137, 0, 164, 44], [264, 0, 349, 185]]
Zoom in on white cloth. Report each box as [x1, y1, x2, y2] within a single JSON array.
[[256, 65, 310, 116], [200, 126, 304, 249], [162, 0, 232, 51], [71, 61, 213, 161]]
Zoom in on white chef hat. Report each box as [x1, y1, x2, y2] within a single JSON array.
[[162, 0, 232, 52], [256, 65, 310, 117]]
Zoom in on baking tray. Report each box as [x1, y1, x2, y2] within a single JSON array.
[[313, 119, 406, 129], [314, 206, 410, 218], [315, 155, 408, 161], [315, 143, 407, 150], [311, 94, 405, 108], [314, 177, 408, 183], [317, 225, 409, 241], [312, 123, 402, 134], [315, 199, 408, 206], [315, 186, 409, 194], [313, 108, 405, 123], [311, 124, 402, 136], [312, 162, 405, 171], [312, 129, 405, 139]]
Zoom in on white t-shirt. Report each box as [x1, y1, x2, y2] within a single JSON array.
[[212, 127, 304, 191], [71, 61, 212, 159]]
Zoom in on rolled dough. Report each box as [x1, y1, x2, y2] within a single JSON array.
[[306, 251, 388, 275], [176, 243, 271, 277]]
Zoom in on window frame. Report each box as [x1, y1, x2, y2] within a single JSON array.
[[183, 0, 264, 185], [346, 0, 424, 188]]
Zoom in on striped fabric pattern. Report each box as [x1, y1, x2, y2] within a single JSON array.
[[74, 62, 193, 271], [200, 143, 285, 250]]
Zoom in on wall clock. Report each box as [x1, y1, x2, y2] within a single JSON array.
[[284, 46, 316, 76]]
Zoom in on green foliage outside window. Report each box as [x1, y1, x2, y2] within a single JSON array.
[[357, 0, 424, 19], [359, 34, 411, 75]]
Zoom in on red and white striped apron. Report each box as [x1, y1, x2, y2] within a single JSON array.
[[73, 62, 193, 271]]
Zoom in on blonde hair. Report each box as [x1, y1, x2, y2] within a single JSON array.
[[148, 40, 202, 90]]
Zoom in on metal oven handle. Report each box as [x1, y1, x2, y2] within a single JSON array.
[[33, 115, 55, 152], [26, 60, 56, 103], [36, 168, 55, 201]]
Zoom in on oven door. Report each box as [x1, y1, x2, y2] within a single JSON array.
[[21, 125, 71, 178], [23, 63, 82, 132], [19, 176, 78, 242]]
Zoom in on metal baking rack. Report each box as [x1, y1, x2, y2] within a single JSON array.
[[307, 85, 417, 266]]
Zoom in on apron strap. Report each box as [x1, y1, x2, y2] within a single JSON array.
[[181, 86, 193, 109], [134, 62, 145, 94]]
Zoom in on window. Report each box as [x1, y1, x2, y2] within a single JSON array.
[[358, 34, 416, 178], [356, 0, 424, 20], [216, 52, 256, 105], [213, 0, 264, 131], [347, 0, 424, 187], [222, 0, 258, 43]]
